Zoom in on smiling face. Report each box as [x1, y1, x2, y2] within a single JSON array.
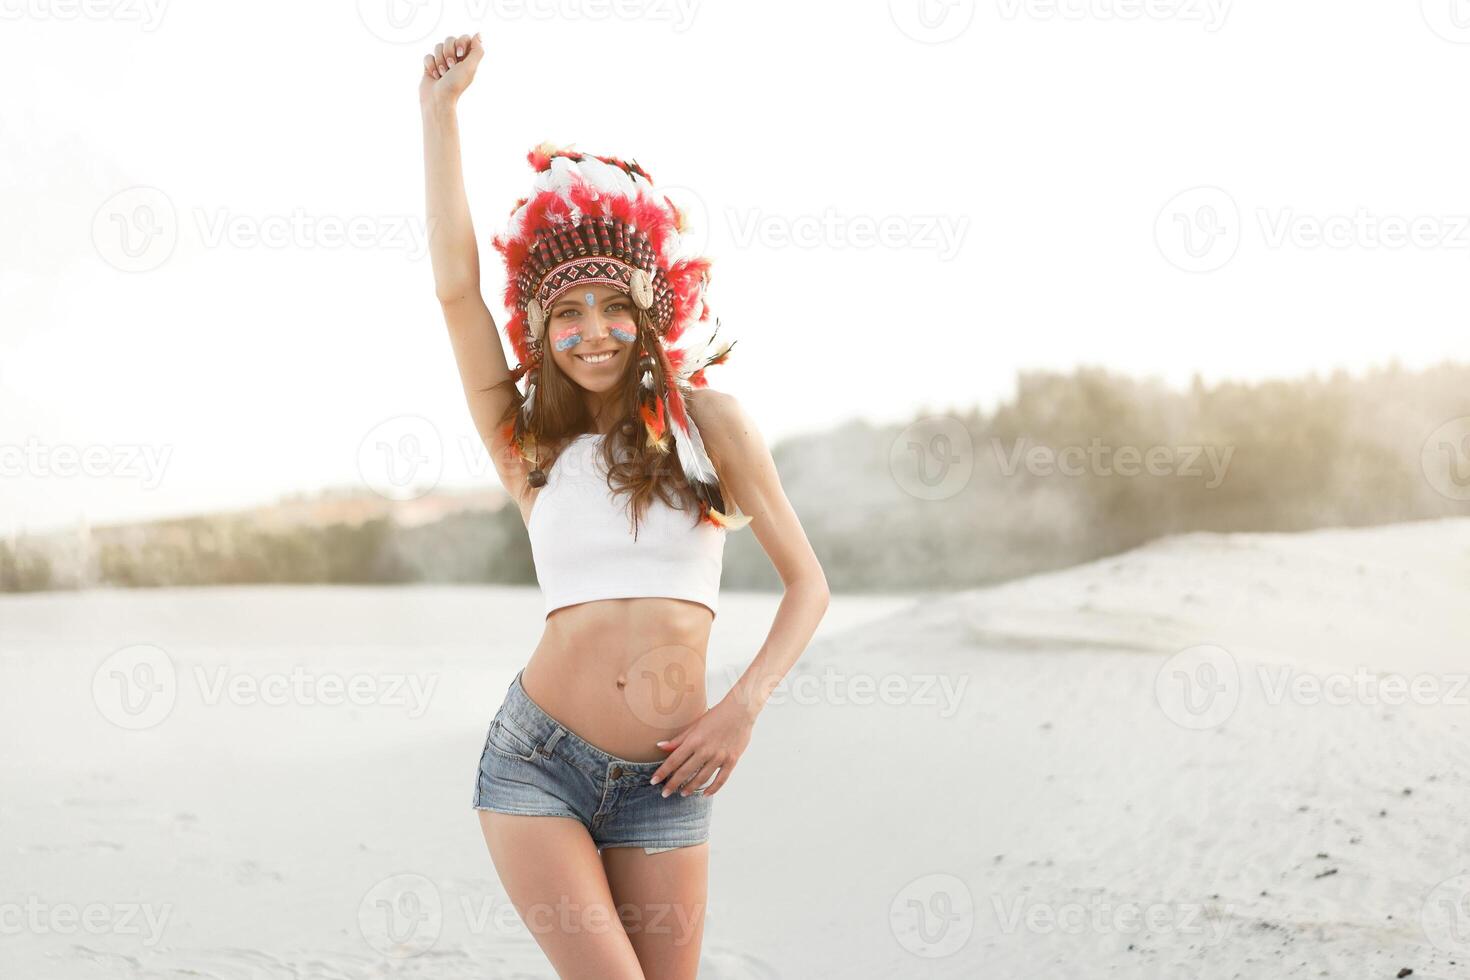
[[546, 282, 640, 392]]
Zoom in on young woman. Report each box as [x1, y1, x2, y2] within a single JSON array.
[[420, 33, 831, 980]]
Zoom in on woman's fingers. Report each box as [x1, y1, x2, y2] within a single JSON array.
[[693, 764, 729, 799], [443, 35, 458, 65], [433, 41, 448, 74], [661, 753, 707, 798], [701, 764, 733, 798], [423, 53, 439, 79]]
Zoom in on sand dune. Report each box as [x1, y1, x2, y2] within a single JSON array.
[[2, 519, 1467, 978]]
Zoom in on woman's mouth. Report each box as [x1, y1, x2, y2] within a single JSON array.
[[576, 350, 617, 365]]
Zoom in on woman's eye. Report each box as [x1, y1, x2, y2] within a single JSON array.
[[606, 303, 627, 313]]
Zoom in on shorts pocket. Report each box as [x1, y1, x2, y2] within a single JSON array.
[[486, 717, 539, 762]]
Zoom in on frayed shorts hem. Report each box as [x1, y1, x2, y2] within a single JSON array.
[[473, 803, 584, 823]]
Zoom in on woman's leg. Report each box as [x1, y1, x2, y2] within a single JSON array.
[[479, 811, 647, 980], [600, 843, 710, 980]]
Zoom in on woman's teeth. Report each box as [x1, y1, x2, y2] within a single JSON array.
[[577, 351, 616, 364]]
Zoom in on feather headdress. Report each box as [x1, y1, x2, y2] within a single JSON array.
[[491, 142, 750, 531]]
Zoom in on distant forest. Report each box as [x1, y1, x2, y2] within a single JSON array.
[[5, 361, 1468, 593]]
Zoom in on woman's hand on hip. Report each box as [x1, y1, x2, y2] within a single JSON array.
[[650, 695, 755, 799]]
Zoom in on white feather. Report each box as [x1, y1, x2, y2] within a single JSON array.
[[670, 410, 719, 487]]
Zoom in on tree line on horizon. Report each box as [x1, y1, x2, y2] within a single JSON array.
[[3, 360, 1467, 594]]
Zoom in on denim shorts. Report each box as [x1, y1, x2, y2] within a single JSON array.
[[473, 669, 713, 855]]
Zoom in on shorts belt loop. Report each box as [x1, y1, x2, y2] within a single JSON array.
[[542, 727, 566, 757]]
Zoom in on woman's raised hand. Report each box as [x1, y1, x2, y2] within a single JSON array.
[[419, 32, 484, 107]]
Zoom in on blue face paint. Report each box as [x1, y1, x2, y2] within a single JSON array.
[[552, 325, 582, 352], [610, 325, 637, 343]]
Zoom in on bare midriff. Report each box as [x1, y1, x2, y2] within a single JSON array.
[[520, 596, 715, 763]]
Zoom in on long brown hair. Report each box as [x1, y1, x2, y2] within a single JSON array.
[[485, 311, 709, 537]]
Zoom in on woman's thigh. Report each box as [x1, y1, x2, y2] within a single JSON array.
[[479, 811, 647, 980], [600, 843, 710, 980]]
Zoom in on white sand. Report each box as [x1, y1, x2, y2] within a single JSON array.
[[2, 518, 1467, 978]]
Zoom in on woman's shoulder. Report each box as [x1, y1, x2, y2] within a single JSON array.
[[686, 387, 762, 476]]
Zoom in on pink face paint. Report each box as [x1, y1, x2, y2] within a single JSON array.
[[552, 325, 583, 352], [610, 325, 636, 343]]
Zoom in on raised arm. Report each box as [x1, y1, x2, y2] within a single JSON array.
[[419, 32, 531, 514]]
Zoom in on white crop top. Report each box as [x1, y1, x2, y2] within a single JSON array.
[[527, 433, 726, 619]]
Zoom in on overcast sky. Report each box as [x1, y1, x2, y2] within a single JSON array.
[[3, 0, 1469, 535]]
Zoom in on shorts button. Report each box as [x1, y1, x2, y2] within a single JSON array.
[[610, 765, 623, 779]]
